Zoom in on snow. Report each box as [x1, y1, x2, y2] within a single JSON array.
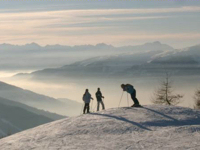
[[0, 105, 200, 150]]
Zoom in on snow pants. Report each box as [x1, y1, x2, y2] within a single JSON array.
[[131, 92, 139, 105], [97, 101, 105, 111], [83, 103, 90, 114]]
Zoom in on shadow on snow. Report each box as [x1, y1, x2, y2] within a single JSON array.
[[90, 113, 152, 131], [90, 107, 200, 130]]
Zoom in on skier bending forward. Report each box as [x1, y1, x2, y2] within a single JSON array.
[[121, 84, 141, 107]]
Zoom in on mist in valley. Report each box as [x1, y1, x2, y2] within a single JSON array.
[[1, 70, 198, 112], [0, 41, 200, 116]]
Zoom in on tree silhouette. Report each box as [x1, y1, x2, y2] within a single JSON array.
[[194, 88, 200, 109], [152, 73, 183, 105]]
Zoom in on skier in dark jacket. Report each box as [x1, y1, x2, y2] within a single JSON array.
[[95, 88, 105, 111], [82, 89, 93, 114], [121, 84, 140, 107]]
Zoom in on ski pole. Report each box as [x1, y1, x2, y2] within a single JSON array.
[[93, 100, 97, 112], [118, 91, 124, 108], [80, 103, 84, 115], [94, 100, 98, 112], [127, 93, 129, 107], [102, 99, 105, 110], [91, 99, 93, 112], [93, 103, 97, 112]]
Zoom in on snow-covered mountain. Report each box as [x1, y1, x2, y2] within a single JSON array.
[[0, 81, 82, 116], [17, 43, 200, 81], [0, 97, 54, 137], [18, 49, 167, 80], [0, 105, 199, 149], [150, 44, 200, 64]]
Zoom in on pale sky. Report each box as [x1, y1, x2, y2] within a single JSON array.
[[0, 0, 200, 48]]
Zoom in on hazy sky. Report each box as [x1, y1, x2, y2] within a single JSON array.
[[0, 0, 200, 48]]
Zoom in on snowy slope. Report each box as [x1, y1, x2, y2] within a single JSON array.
[[0, 105, 200, 150]]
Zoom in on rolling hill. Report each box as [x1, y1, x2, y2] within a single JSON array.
[[0, 81, 82, 116], [0, 105, 199, 149], [0, 97, 54, 137], [0, 97, 64, 120]]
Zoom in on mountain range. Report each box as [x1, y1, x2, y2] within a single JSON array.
[[0, 41, 174, 71], [15, 43, 200, 81], [0, 41, 173, 52]]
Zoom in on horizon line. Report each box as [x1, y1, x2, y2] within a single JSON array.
[[0, 41, 173, 48]]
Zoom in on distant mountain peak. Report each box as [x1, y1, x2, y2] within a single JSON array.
[[0, 43, 13, 46], [25, 42, 41, 47], [95, 43, 113, 48], [153, 41, 161, 45], [0, 43, 17, 47], [142, 41, 174, 51], [144, 41, 162, 46]]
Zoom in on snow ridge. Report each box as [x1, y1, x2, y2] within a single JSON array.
[[0, 105, 200, 150]]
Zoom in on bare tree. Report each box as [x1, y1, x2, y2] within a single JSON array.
[[194, 88, 200, 109], [152, 73, 183, 105]]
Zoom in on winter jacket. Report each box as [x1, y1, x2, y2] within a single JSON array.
[[83, 92, 92, 103], [124, 84, 135, 94], [96, 91, 103, 101]]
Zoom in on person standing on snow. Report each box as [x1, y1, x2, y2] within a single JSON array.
[[121, 84, 140, 107], [82, 89, 93, 114], [96, 88, 105, 111]]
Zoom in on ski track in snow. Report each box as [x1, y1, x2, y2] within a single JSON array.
[[0, 105, 200, 150]]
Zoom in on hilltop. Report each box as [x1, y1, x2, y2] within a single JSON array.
[[0, 105, 200, 150]]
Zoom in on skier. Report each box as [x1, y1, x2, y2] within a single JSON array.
[[82, 89, 93, 114], [121, 84, 141, 107], [96, 88, 105, 111]]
